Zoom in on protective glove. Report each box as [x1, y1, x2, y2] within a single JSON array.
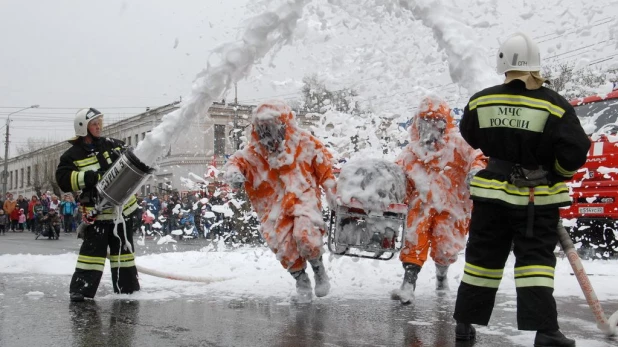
[[83, 170, 102, 188], [226, 171, 245, 189], [465, 168, 482, 188]]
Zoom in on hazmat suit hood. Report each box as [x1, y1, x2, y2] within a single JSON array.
[[409, 97, 455, 153], [250, 100, 299, 156]]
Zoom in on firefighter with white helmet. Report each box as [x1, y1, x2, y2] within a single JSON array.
[[453, 33, 590, 347], [56, 108, 140, 302]]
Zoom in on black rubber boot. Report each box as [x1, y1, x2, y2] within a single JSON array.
[[534, 330, 575, 347], [455, 322, 476, 341], [70, 292, 85, 302]]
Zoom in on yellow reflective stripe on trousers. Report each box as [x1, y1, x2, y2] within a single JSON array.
[[462, 273, 502, 288], [77, 255, 106, 265], [76, 262, 105, 271], [514, 265, 554, 278], [515, 276, 554, 288], [109, 254, 135, 261], [464, 262, 504, 279], [110, 260, 136, 268], [469, 94, 565, 118]]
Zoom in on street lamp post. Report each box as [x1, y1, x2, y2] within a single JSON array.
[[2, 105, 39, 198]]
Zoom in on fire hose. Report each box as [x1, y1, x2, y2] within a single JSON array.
[[557, 221, 618, 336], [134, 263, 230, 284], [102, 252, 230, 284]]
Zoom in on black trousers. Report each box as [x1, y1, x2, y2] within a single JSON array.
[[453, 201, 560, 331], [69, 218, 140, 298], [63, 214, 74, 232]]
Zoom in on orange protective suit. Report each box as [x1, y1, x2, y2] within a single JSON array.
[[396, 98, 486, 267], [224, 101, 336, 272]]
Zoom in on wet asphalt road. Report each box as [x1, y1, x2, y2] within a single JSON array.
[[1, 232, 618, 347]]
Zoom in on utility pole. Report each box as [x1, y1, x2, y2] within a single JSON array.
[[2, 105, 39, 197], [2, 118, 9, 197], [233, 83, 239, 150]]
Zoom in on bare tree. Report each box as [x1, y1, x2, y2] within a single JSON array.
[[31, 156, 62, 198], [301, 73, 361, 113], [15, 138, 56, 156], [543, 62, 617, 99]]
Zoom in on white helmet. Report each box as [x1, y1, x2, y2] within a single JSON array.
[[74, 108, 103, 137], [496, 32, 541, 74]]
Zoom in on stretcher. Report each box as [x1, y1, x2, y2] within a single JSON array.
[[327, 197, 407, 260]]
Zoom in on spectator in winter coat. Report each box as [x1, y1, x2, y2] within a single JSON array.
[[224, 100, 336, 303], [49, 194, 60, 212], [9, 202, 20, 232], [3, 193, 17, 231], [144, 193, 161, 218], [32, 199, 45, 233], [392, 97, 487, 305], [17, 195, 29, 224], [60, 194, 77, 233], [40, 192, 51, 213], [0, 209, 7, 235], [18, 209, 26, 231], [27, 196, 38, 232], [177, 211, 197, 238], [141, 209, 155, 233]]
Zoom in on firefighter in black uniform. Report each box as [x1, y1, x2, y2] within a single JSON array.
[[453, 33, 590, 347], [56, 108, 140, 302]]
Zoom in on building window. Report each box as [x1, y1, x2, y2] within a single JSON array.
[[34, 164, 39, 186], [141, 132, 146, 140], [20, 168, 24, 188], [214, 124, 226, 156], [9, 171, 12, 190], [158, 182, 163, 194], [27, 166, 31, 186], [135, 134, 139, 145], [15, 170, 18, 189], [127, 136, 131, 146]]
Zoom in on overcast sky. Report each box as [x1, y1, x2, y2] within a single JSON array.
[[1, 0, 617, 156], [0, 0, 259, 154]]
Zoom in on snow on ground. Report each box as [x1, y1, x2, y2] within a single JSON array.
[[1, 247, 617, 304]]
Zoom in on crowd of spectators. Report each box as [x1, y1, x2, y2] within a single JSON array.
[[135, 190, 237, 240], [0, 186, 261, 244], [0, 191, 80, 236]]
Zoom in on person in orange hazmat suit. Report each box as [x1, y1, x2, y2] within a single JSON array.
[[224, 100, 337, 303], [393, 96, 486, 305]]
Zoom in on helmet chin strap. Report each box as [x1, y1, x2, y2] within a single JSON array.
[[83, 131, 99, 144]]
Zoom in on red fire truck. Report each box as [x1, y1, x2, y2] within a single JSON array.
[[560, 85, 618, 259]]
